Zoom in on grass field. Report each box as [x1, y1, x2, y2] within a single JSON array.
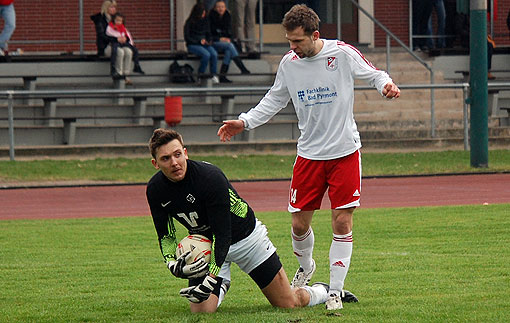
[[1, 150, 509, 183], [1, 204, 509, 322]]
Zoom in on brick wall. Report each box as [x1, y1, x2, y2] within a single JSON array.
[[2, 1, 509, 53], [374, 0, 409, 47], [374, 0, 510, 48], [4, 0, 172, 53]]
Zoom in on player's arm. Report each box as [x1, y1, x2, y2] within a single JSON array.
[[204, 172, 232, 276], [217, 119, 245, 142], [341, 44, 400, 99], [217, 62, 291, 142], [382, 82, 400, 99], [179, 171, 232, 303], [147, 189, 207, 279]]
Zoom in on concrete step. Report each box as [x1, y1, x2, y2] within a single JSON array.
[[2, 135, 510, 159], [2, 119, 508, 147]]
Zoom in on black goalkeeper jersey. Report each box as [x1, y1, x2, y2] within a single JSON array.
[[146, 159, 256, 275]]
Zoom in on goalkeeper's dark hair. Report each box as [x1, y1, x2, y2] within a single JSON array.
[[149, 128, 184, 159]]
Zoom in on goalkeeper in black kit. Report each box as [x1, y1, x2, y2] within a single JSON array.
[[146, 128, 329, 313]]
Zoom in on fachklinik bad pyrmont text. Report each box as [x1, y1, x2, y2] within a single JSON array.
[[297, 86, 338, 106]]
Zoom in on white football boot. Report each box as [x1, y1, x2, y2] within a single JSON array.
[[290, 259, 316, 288]]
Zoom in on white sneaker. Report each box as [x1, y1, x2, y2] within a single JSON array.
[[291, 259, 316, 288], [211, 75, 220, 84], [326, 292, 343, 310]]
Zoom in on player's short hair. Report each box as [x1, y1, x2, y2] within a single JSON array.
[[149, 128, 184, 159], [282, 4, 320, 35]]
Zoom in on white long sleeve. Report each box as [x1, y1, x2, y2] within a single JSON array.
[[240, 40, 393, 160]]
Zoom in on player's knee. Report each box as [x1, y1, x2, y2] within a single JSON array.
[[190, 302, 218, 313], [270, 297, 298, 309], [292, 218, 310, 235], [190, 307, 217, 313], [270, 288, 308, 309]]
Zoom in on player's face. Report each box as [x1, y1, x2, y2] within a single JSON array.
[[286, 27, 320, 58], [152, 139, 188, 182]]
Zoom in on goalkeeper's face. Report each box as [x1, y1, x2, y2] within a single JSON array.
[[152, 139, 188, 182]]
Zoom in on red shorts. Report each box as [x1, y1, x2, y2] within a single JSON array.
[[288, 150, 361, 212]]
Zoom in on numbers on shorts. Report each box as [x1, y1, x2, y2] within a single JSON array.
[[290, 188, 297, 204]]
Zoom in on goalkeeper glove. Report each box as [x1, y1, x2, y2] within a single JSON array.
[[179, 275, 219, 303], [167, 251, 208, 279]]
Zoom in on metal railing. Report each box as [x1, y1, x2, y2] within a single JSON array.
[[341, 0, 437, 138], [2, 83, 475, 161]]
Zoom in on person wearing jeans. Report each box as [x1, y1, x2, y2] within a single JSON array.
[[427, 0, 446, 49], [209, 0, 250, 83], [187, 44, 218, 81], [0, 0, 15, 56], [184, 3, 219, 84]]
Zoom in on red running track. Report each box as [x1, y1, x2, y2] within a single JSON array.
[[1, 174, 509, 220]]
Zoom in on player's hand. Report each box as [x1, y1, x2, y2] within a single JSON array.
[[167, 251, 208, 279], [217, 119, 245, 142], [179, 275, 219, 303], [382, 82, 400, 99]]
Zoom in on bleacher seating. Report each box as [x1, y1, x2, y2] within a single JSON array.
[[1, 49, 510, 158]]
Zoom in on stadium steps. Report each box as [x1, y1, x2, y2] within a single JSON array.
[[1, 49, 509, 156]]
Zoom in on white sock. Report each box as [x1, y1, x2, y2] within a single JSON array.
[[329, 232, 353, 294], [216, 280, 230, 308], [292, 227, 314, 271], [303, 284, 328, 306]]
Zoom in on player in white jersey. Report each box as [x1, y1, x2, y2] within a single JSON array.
[[217, 4, 400, 310]]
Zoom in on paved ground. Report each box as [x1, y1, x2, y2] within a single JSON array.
[[1, 173, 509, 220]]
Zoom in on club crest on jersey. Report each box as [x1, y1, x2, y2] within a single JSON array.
[[326, 57, 338, 71], [186, 194, 195, 203]]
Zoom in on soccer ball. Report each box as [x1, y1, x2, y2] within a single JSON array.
[[176, 234, 212, 265]]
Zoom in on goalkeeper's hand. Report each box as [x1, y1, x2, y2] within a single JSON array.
[[179, 275, 219, 303], [167, 251, 208, 279]]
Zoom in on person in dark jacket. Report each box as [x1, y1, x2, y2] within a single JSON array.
[[90, 0, 133, 80], [90, 0, 116, 57], [146, 128, 330, 313], [209, 0, 250, 83], [184, 3, 219, 84]]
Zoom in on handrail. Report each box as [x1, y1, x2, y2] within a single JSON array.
[[3, 83, 472, 161], [346, 0, 431, 71], [344, 0, 437, 138], [0, 87, 271, 99]]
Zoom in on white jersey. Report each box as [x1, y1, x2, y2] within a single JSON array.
[[239, 39, 393, 160]]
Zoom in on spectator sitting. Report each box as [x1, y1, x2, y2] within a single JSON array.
[[106, 13, 145, 75], [184, 3, 219, 84], [209, 0, 250, 83], [90, 0, 133, 81]]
